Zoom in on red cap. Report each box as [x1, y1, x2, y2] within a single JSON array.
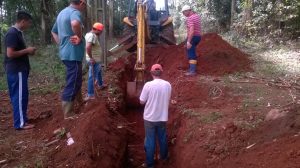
[[151, 64, 163, 72], [93, 22, 104, 31]]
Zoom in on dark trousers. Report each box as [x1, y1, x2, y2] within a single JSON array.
[[187, 35, 201, 60], [7, 71, 29, 129], [62, 60, 82, 101], [144, 120, 168, 168]]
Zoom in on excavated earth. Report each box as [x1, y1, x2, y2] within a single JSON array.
[[1, 33, 300, 168]]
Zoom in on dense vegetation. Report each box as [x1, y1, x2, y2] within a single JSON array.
[[0, 0, 299, 91], [0, 0, 298, 44]]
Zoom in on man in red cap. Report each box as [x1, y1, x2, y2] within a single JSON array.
[[84, 22, 106, 100], [139, 64, 172, 168]]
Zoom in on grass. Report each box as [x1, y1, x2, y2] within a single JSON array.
[[199, 111, 223, 124], [0, 45, 65, 93]]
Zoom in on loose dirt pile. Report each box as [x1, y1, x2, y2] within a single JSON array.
[[2, 33, 299, 168], [143, 33, 252, 77]]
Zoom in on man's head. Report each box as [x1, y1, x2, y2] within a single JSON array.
[[181, 5, 192, 17], [16, 11, 33, 30], [92, 22, 104, 35], [150, 64, 163, 77], [70, 0, 87, 11]]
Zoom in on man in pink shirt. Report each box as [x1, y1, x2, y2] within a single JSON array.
[[182, 5, 201, 76]]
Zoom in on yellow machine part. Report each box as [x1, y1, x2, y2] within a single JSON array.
[[127, 0, 146, 105]]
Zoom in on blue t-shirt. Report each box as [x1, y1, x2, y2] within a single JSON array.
[[51, 6, 85, 61], [4, 27, 30, 73]]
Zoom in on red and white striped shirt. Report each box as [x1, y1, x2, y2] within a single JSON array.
[[186, 13, 201, 36]]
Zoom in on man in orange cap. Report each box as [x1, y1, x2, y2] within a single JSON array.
[[139, 64, 172, 168], [84, 22, 106, 100]]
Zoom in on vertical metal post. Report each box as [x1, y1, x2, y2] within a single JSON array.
[[87, 0, 108, 69], [102, 0, 107, 69]]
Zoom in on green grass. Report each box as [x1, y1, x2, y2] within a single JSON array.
[[199, 111, 223, 124], [0, 45, 65, 93], [0, 53, 7, 90]]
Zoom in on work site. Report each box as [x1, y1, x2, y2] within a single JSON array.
[[0, 0, 300, 167]]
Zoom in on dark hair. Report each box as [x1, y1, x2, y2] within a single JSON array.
[[16, 11, 32, 22], [70, 0, 81, 5], [151, 70, 162, 77]]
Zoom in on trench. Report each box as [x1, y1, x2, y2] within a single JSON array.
[[123, 107, 146, 167], [110, 54, 176, 168]]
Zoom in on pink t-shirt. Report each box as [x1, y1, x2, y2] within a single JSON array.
[[186, 13, 201, 36]]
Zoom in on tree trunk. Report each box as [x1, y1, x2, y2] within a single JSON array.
[[41, 0, 46, 44], [230, 0, 236, 27], [0, 27, 1, 54], [243, 0, 253, 23], [109, 0, 114, 39], [40, 0, 53, 44]]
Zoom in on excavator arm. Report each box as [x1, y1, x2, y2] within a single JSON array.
[[126, 0, 146, 105]]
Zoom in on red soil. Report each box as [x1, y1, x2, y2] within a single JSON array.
[[1, 33, 299, 168]]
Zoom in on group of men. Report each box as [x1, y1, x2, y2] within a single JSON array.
[[3, 0, 201, 167]]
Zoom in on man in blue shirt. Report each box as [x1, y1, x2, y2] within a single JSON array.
[[4, 11, 36, 130], [51, 0, 87, 119]]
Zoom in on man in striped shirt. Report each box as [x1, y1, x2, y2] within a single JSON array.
[[182, 5, 201, 76]]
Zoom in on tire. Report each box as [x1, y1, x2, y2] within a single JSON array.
[[122, 24, 137, 52], [160, 23, 176, 45]]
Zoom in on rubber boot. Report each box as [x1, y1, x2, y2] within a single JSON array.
[[74, 89, 84, 106], [190, 63, 197, 73], [185, 63, 197, 76], [62, 101, 75, 119]]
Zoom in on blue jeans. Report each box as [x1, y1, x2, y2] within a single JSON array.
[[87, 62, 103, 97], [144, 120, 168, 168], [7, 71, 29, 129], [62, 60, 82, 101], [187, 36, 201, 60]]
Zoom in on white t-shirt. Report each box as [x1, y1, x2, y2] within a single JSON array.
[[139, 78, 172, 122], [85, 32, 103, 63]]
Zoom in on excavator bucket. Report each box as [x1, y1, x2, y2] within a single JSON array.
[[126, 81, 144, 107], [127, 81, 136, 99], [160, 23, 176, 45]]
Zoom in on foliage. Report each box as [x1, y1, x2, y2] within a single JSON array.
[[112, 0, 135, 36], [207, 0, 232, 30], [232, 0, 300, 41], [0, 45, 65, 92]]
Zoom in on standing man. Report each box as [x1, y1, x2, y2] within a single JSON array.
[[181, 5, 201, 76], [84, 22, 106, 101], [139, 64, 172, 168], [51, 0, 87, 119], [4, 11, 36, 130]]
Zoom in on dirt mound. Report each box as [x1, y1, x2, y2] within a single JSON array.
[[51, 100, 127, 168], [107, 33, 253, 168], [110, 33, 252, 79], [219, 104, 300, 168], [249, 103, 300, 143], [144, 33, 252, 77], [198, 33, 252, 75]]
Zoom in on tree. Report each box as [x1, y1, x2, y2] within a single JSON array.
[[242, 0, 253, 22], [109, 0, 114, 39], [41, 0, 55, 44], [207, 0, 232, 30], [231, 0, 236, 26]]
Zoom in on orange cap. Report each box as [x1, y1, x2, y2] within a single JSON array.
[[93, 22, 104, 31], [151, 64, 163, 72]]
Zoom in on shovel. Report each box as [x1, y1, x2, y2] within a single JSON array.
[[91, 65, 99, 98]]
